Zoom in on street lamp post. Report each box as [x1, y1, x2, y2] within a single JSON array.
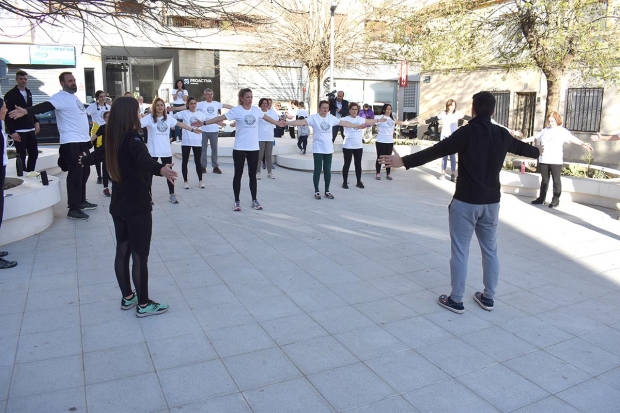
[[329, 2, 337, 93]]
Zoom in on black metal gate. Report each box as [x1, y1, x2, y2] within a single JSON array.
[[490, 90, 510, 127], [513, 92, 536, 138], [564, 88, 604, 132]]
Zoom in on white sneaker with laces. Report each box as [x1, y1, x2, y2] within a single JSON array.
[[184, 182, 190, 189], [199, 181, 205, 188], [268, 173, 275, 179]]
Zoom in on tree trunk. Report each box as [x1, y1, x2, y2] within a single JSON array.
[[308, 70, 322, 114], [543, 68, 563, 122]]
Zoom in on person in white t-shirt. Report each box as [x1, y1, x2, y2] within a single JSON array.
[[85, 90, 110, 185], [170, 79, 188, 141], [9, 72, 96, 220], [256, 98, 280, 179], [341, 102, 386, 189], [286, 100, 365, 200], [141, 97, 200, 203], [286, 100, 299, 139], [437, 99, 465, 181], [522, 111, 592, 208], [374, 103, 412, 181], [172, 97, 208, 189], [200, 88, 285, 211], [196, 88, 233, 175]]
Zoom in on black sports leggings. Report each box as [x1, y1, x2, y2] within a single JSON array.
[[343, 148, 363, 184], [233, 149, 259, 202], [181, 146, 202, 182], [112, 213, 152, 305], [151, 156, 174, 194], [375, 142, 394, 174]]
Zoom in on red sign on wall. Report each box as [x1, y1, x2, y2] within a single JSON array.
[[399, 60, 409, 88]]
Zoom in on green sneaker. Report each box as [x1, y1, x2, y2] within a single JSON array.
[[120, 292, 138, 310], [136, 300, 169, 318]]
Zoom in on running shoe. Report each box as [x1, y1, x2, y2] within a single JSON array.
[[136, 300, 169, 317], [121, 292, 138, 310], [262, 162, 266, 170], [201, 166, 207, 173], [376, 173, 381, 180], [342, 182, 349, 189], [213, 167, 222, 174], [356, 182, 365, 189], [268, 173, 275, 179], [473, 292, 494, 311], [303, 150, 306, 154], [79, 201, 98, 210], [314, 192, 321, 199], [437, 294, 464, 314], [103, 188, 110, 197], [169, 194, 178, 204], [252, 200, 263, 210], [450, 174, 456, 182], [0, 258, 17, 269], [184, 182, 190, 189], [233, 201, 241, 211], [67, 209, 89, 220], [199, 181, 205, 188], [386, 174, 393, 180], [257, 173, 261, 180], [96, 176, 102, 184], [324, 192, 334, 199]]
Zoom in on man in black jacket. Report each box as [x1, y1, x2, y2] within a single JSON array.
[[380, 91, 542, 314], [329, 91, 349, 143], [3, 71, 40, 172]]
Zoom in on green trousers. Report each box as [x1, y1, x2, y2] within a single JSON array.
[[313, 153, 332, 192]]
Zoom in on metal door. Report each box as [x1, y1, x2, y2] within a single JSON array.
[[490, 90, 510, 127], [513, 92, 536, 138]]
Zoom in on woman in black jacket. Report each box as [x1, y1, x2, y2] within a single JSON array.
[[80, 97, 177, 317]]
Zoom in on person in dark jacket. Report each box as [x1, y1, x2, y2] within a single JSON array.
[[329, 91, 349, 142], [3, 71, 40, 172], [380, 91, 542, 314], [0, 98, 18, 269], [80, 97, 177, 317]]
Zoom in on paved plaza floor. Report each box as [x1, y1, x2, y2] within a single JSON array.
[[1, 154, 620, 412]]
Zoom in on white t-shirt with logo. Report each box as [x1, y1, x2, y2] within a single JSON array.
[[197, 100, 223, 133], [375, 115, 396, 143], [307, 113, 339, 154], [48, 91, 90, 144], [437, 110, 464, 138], [173, 110, 206, 147], [258, 109, 279, 141], [534, 126, 573, 165], [140, 115, 177, 157], [225, 105, 265, 151], [341, 116, 365, 149], [85, 102, 109, 126], [172, 89, 188, 105], [296, 109, 309, 118]]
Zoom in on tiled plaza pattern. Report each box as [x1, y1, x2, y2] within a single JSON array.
[[1, 156, 620, 412]]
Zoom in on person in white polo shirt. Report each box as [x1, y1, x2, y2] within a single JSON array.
[[9, 72, 96, 220], [196, 88, 232, 175]]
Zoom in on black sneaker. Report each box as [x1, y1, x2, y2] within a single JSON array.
[[68, 208, 89, 220], [531, 198, 545, 205], [548, 199, 560, 208], [437, 294, 464, 314], [201, 167, 207, 173], [356, 182, 365, 189], [79, 201, 97, 210], [342, 182, 349, 189], [96, 176, 103, 184], [0, 258, 17, 269], [473, 292, 494, 311]]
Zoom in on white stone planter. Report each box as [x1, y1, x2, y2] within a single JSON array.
[[5, 148, 62, 176], [1, 175, 62, 246]]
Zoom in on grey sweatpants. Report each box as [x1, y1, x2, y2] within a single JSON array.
[[448, 198, 500, 303], [258, 141, 274, 173], [201, 132, 219, 168]]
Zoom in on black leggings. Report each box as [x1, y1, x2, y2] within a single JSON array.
[[539, 163, 562, 201], [297, 135, 308, 151], [376, 142, 394, 174], [151, 156, 174, 194], [112, 213, 152, 305], [181, 146, 202, 182], [102, 160, 110, 188], [343, 148, 363, 184], [233, 149, 259, 202]]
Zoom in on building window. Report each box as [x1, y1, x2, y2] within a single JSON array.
[[564, 88, 604, 132], [490, 90, 510, 127], [403, 81, 418, 111]]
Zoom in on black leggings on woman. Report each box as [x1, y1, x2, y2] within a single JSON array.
[[376, 142, 394, 174], [538, 163, 562, 201], [181, 146, 202, 182], [343, 148, 363, 184], [112, 213, 152, 305], [151, 156, 174, 194], [233, 149, 259, 202]]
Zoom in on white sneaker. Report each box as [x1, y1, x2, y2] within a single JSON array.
[[199, 181, 205, 188], [257, 173, 261, 180], [268, 173, 275, 179], [183, 182, 190, 189], [169, 194, 178, 204]]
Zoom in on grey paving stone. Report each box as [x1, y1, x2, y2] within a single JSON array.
[[309, 305, 376, 334], [0, 291, 27, 316], [10, 355, 84, 398], [15, 327, 82, 363], [511, 396, 581, 413], [498, 290, 560, 315], [86, 372, 167, 413], [402, 268, 451, 289], [535, 306, 605, 336], [139, 309, 203, 341], [307, 363, 397, 412], [0, 336, 17, 368], [457, 364, 549, 412], [287, 286, 349, 313], [545, 337, 620, 376], [282, 335, 359, 375], [393, 290, 445, 315], [207, 323, 275, 358], [461, 326, 538, 362], [84, 343, 154, 385], [367, 274, 426, 296], [335, 326, 409, 361], [223, 347, 302, 391], [0, 365, 11, 401], [557, 378, 620, 413], [346, 396, 420, 413], [244, 378, 335, 413], [424, 310, 493, 336], [0, 313, 22, 339], [417, 337, 496, 377], [597, 366, 620, 390], [81, 316, 145, 353], [403, 379, 499, 413], [239, 294, 304, 322], [259, 314, 329, 346], [383, 316, 453, 348], [567, 299, 620, 325], [354, 298, 418, 325], [147, 332, 218, 370], [170, 393, 252, 413], [193, 302, 255, 332], [328, 280, 389, 304], [5, 386, 86, 413], [365, 349, 450, 393], [500, 316, 574, 348]]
